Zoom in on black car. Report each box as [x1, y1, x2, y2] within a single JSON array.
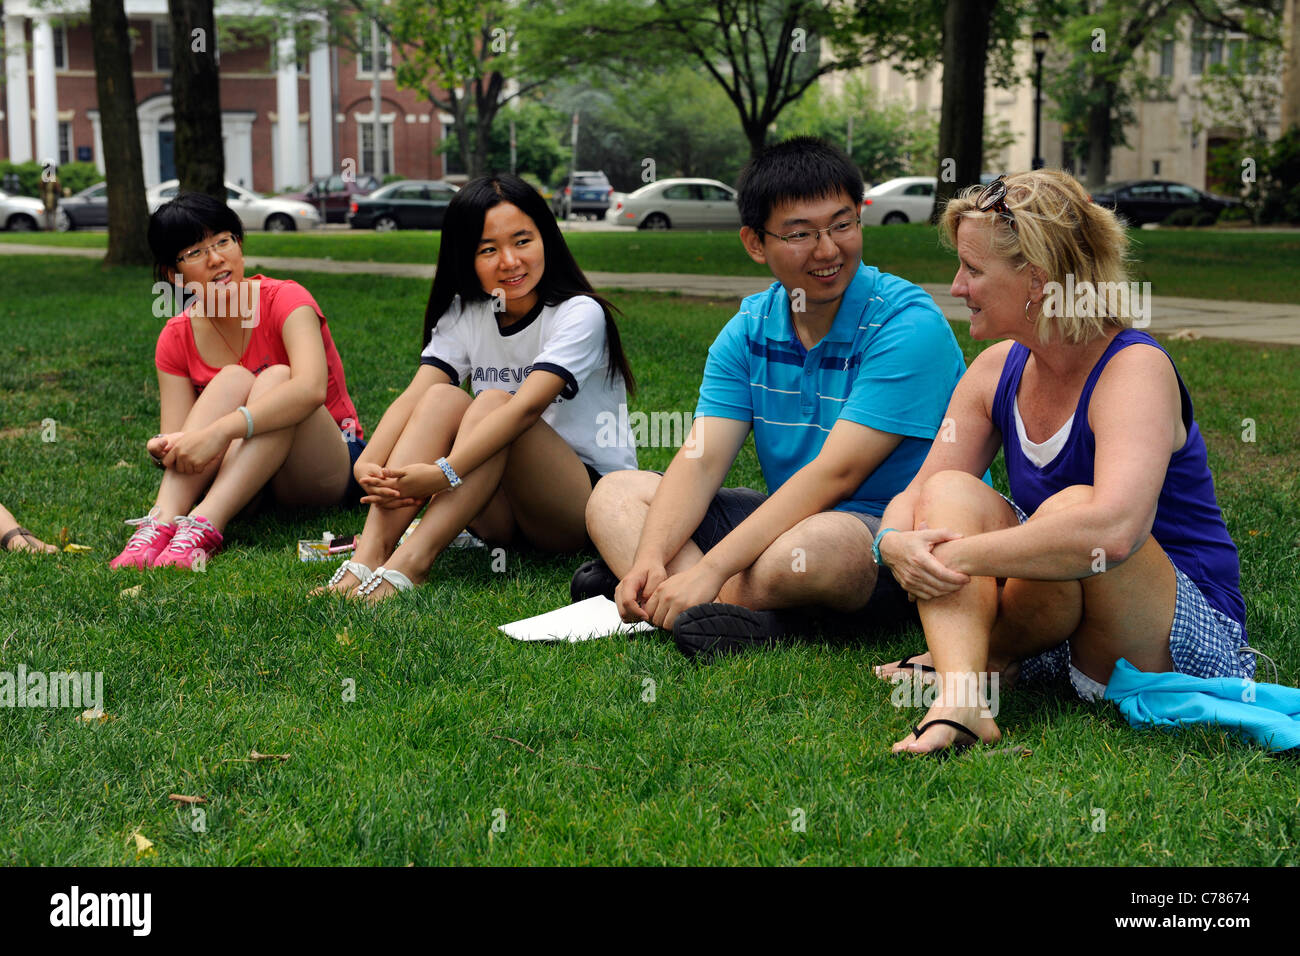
[[1090, 180, 1242, 226], [551, 171, 613, 220], [57, 182, 110, 231], [347, 179, 459, 231]]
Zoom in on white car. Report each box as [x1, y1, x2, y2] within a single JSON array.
[[0, 189, 47, 231], [147, 180, 320, 232], [606, 178, 739, 230], [861, 176, 936, 226]]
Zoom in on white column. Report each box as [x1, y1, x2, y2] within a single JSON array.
[[275, 28, 299, 190], [309, 20, 332, 178], [32, 15, 59, 166], [4, 15, 33, 162]]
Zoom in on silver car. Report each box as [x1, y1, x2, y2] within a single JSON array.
[[607, 177, 740, 230], [1, 189, 47, 231], [147, 180, 321, 232]]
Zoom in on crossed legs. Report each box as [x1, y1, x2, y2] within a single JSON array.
[[889, 470, 1176, 754], [585, 470, 881, 620]]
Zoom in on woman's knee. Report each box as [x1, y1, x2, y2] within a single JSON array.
[[246, 364, 290, 399], [917, 470, 1000, 517], [414, 382, 473, 420], [1028, 484, 1093, 519], [207, 363, 256, 397]]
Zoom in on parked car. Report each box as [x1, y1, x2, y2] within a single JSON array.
[[861, 176, 936, 225], [347, 179, 460, 231], [283, 174, 381, 223], [148, 180, 321, 231], [606, 178, 740, 230], [56, 181, 109, 231], [1090, 179, 1243, 226], [0, 189, 46, 231], [552, 171, 614, 220]]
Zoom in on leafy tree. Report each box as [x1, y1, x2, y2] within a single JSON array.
[[1041, 0, 1283, 189], [541, 0, 884, 158], [545, 68, 752, 191], [848, 0, 1036, 219], [780, 77, 938, 184]]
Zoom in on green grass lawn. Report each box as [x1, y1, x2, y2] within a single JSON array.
[[5, 223, 1300, 303], [1, 257, 1297, 865]]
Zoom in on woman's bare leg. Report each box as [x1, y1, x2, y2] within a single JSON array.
[[893, 475, 1177, 754], [0, 501, 58, 553], [152, 365, 255, 522], [362, 389, 594, 602], [316, 384, 472, 595]]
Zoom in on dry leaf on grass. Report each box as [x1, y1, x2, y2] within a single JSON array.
[[132, 831, 156, 859], [1169, 328, 1202, 341], [114, 460, 133, 468], [62, 542, 91, 553], [336, 629, 353, 647], [168, 793, 207, 805], [77, 706, 108, 723], [119, 584, 143, 598]]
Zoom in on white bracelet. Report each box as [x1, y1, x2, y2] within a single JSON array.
[[237, 405, 254, 440], [434, 456, 462, 489]]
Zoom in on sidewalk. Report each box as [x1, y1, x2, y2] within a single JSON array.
[[6, 242, 1299, 346]]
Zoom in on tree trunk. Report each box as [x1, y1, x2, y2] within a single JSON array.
[[89, 0, 152, 266], [744, 115, 767, 159], [932, 0, 997, 222], [169, 0, 224, 198], [1085, 94, 1112, 190]]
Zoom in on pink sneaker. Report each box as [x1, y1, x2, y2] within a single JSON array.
[[152, 514, 223, 569], [109, 512, 177, 569]]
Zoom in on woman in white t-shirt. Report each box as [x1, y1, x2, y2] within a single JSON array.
[[313, 174, 637, 601]]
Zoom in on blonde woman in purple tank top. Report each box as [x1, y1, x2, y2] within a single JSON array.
[[869, 170, 1249, 757]]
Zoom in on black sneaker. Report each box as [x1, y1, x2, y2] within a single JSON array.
[[672, 602, 798, 660], [569, 558, 619, 603]]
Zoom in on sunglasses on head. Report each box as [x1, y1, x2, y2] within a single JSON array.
[[975, 175, 1017, 234]]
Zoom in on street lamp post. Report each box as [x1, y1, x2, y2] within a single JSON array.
[[1032, 30, 1049, 170]]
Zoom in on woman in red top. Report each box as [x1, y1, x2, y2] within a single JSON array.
[[110, 192, 365, 570]]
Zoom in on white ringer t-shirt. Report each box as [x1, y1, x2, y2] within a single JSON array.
[[420, 294, 637, 476]]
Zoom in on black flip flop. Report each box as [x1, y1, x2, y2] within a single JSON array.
[[896, 652, 936, 674], [908, 717, 983, 756]]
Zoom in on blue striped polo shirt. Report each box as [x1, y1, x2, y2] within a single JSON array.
[[695, 263, 968, 515]]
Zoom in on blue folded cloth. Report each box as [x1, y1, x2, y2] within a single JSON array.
[[1104, 658, 1300, 752]]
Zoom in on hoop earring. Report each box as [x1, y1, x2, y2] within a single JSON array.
[[1024, 298, 1034, 322]]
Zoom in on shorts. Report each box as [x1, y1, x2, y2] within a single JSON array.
[[343, 436, 368, 507], [688, 485, 911, 619], [1004, 493, 1254, 701]]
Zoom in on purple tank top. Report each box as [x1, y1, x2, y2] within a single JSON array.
[[992, 329, 1245, 633]]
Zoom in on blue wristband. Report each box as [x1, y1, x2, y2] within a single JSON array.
[[434, 456, 462, 489], [871, 527, 898, 568]]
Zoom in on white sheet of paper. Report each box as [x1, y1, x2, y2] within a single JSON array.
[[500, 596, 654, 643]]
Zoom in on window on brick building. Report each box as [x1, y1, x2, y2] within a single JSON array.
[[53, 24, 68, 70], [155, 20, 171, 72], [58, 122, 71, 165], [358, 121, 394, 177], [1159, 40, 1174, 77], [357, 26, 393, 76]]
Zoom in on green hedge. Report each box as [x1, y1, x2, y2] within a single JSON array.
[[0, 160, 102, 197]]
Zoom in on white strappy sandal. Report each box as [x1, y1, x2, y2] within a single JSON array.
[[355, 566, 414, 598], [325, 560, 374, 592]]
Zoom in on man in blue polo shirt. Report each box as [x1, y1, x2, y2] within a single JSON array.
[[574, 136, 971, 658]]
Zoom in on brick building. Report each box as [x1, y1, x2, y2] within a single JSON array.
[[2, 0, 451, 193]]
